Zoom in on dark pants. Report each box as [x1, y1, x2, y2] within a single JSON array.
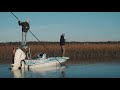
[[12, 55, 14, 64]]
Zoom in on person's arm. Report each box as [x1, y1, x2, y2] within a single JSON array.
[[25, 22, 30, 31], [18, 21, 23, 26], [28, 23, 30, 30], [63, 37, 65, 42]]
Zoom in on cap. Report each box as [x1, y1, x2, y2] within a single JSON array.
[[62, 33, 65, 36], [26, 19, 30, 23]]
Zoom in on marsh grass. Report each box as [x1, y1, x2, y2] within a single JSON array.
[[1, 42, 120, 64]]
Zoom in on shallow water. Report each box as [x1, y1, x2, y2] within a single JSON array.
[[0, 63, 120, 78]]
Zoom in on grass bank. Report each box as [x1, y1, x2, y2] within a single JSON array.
[[0, 42, 120, 64]]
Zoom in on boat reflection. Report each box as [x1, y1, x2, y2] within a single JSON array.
[[11, 69, 25, 78], [11, 65, 66, 78]]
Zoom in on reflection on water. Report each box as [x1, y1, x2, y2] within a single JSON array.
[[64, 63, 120, 78], [1, 62, 120, 78], [10, 65, 66, 78], [11, 69, 25, 78]]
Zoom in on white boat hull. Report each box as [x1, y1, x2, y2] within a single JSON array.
[[11, 57, 69, 70]]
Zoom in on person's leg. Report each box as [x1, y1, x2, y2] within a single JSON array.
[[22, 32, 27, 46], [25, 32, 27, 46], [12, 55, 14, 64], [61, 46, 63, 57], [61, 45, 65, 57], [62, 45, 65, 57], [22, 31, 24, 46]]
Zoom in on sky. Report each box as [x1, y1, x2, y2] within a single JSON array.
[[0, 12, 120, 42]]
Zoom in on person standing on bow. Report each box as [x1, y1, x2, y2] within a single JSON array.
[[60, 33, 66, 57], [18, 19, 30, 47]]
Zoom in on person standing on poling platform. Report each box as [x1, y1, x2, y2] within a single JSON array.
[[60, 33, 66, 57], [18, 19, 30, 47]]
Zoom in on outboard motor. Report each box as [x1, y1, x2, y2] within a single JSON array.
[[12, 48, 26, 69]]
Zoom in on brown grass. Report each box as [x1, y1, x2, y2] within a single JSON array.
[[1, 42, 120, 64]]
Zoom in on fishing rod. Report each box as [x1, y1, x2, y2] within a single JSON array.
[[65, 37, 72, 41], [10, 12, 63, 66]]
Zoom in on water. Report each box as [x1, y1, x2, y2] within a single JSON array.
[[0, 63, 120, 78]]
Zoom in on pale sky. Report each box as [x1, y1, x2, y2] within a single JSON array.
[[0, 12, 120, 42]]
